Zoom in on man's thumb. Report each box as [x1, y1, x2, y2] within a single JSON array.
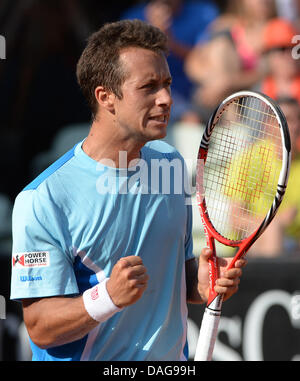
[[199, 247, 212, 265]]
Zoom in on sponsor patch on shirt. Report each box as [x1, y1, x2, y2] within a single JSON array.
[[12, 251, 50, 268], [20, 275, 43, 282]]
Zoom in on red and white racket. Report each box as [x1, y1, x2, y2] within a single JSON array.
[[194, 91, 291, 361]]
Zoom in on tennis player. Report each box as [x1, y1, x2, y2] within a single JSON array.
[[10, 19, 246, 361]]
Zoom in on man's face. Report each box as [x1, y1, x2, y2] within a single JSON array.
[[268, 47, 299, 78], [113, 47, 172, 143]]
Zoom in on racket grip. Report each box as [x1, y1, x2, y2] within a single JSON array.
[[194, 296, 223, 361]]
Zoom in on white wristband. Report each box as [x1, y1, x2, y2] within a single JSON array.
[[82, 278, 122, 323]]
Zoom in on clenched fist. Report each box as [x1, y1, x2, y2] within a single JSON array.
[[106, 256, 149, 308]]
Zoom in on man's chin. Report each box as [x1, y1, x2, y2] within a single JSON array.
[[138, 125, 168, 143], [150, 126, 168, 141]]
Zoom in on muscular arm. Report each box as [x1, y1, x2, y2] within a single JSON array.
[[22, 256, 148, 349], [22, 296, 98, 349]]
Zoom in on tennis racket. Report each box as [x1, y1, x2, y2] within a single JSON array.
[[194, 90, 291, 361]]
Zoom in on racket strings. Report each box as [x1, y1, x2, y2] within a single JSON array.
[[204, 96, 282, 241]]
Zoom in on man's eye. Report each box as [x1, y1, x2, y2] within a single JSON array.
[[143, 83, 155, 89]]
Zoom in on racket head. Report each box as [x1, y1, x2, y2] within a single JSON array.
[[196, 90, 291, 250]]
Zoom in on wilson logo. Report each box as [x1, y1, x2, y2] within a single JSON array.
[[20, 275, 42, 282]]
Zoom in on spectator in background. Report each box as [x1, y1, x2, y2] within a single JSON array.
[[121, 0, 219, 124], [275, 0, 300, 25], [0, 0, 92, 200], [185, 0, 276, 123], [0, 0, 134, 201], [259, 18, 300, 104], [250, 97, 300, 257], [294, 0, 300, 28]]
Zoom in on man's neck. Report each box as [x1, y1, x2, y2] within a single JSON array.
[[82, 120, 144, 168]]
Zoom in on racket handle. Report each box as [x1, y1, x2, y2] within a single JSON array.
[[194, 295, 223, 361]]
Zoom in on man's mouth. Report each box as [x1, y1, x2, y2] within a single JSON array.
[[148, 114, 168, 123]]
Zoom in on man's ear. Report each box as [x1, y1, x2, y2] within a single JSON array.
[[94, 86, 116, 113]]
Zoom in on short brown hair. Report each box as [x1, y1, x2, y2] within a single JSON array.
[[76, 19, 169, 119]]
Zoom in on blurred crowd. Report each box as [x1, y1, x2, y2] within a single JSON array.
[[1, 0, 300, 258]]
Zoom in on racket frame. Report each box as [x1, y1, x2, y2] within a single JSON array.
[[194, 90, 291, 361]]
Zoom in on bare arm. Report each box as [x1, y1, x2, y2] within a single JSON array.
[[22, 295, 97, 349], [22, 256, 148, 349], [185, 35, 265, 108], [145, 2, 191, 60]]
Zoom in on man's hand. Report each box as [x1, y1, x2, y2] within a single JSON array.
[[106, 256, 149, 308], [198, 248, 247, 303]]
